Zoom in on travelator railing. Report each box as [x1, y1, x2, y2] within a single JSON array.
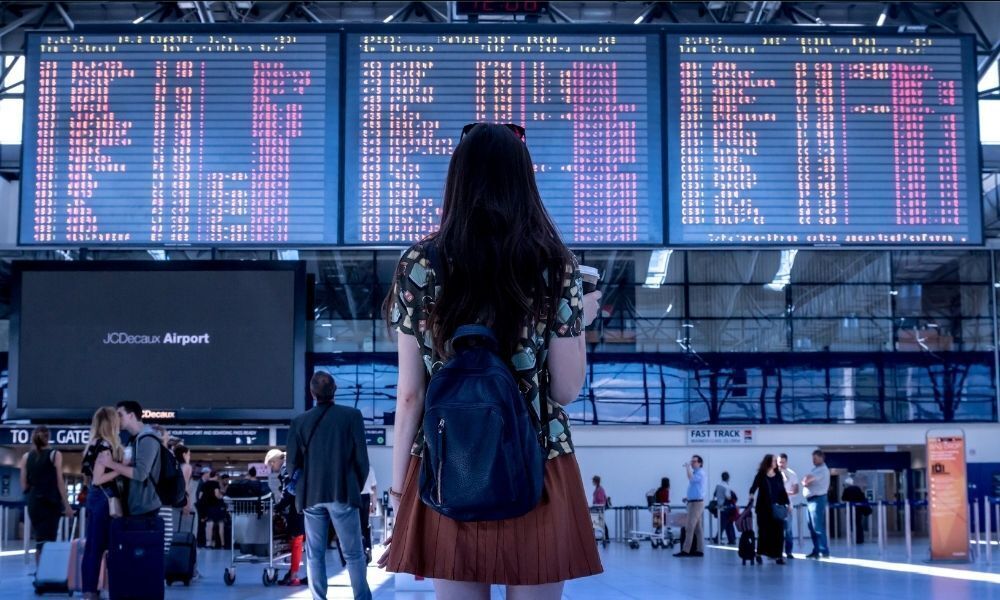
[[598, 498, 1000, 564]]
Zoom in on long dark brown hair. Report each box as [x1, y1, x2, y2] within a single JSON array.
[[383, 123, 573, 358], [758, 454, 776, 477]]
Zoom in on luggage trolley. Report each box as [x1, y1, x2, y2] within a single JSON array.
[[222, 492, 290, 587], [590, 506, 609, 548], [627, 504, 674, 549]]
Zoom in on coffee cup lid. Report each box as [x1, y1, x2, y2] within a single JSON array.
[[579, 265, 600, 277]]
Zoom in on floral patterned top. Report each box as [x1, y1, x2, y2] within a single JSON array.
[[390, 241, 584, 460]]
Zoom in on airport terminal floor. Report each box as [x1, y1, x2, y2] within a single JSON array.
[[4, 539, 1000, 599]]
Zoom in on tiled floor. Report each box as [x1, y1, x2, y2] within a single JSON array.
[[2, 539, 999, 599]]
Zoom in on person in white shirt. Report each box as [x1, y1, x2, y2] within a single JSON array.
[[778, 453, 799, 559], [713, 472, 736, 544], [800, 449, 831, 558]]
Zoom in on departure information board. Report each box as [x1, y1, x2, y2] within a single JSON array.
[[20, 32, 338, 245], [666, 33, 981, 245], [344, 32, 663, 245]]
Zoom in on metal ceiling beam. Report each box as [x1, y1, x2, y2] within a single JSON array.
[[258, 2, 293, 23], [129, 4, 164, 25], [957, 1, 993, 53], [980, 39, 1000, 81], [0, 6, 47, 40], [53, 2, 74, 30], [194, 1, 216, 24], [298, 3, 324, 24]]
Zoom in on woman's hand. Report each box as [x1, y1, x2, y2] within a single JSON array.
[[582, 291, 602, 327], [377, 534, 393, 569]]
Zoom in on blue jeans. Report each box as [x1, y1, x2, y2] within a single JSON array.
[[783, 511, 794, 555], [82, 486, 111, 593], [720, 507, 736, 544], [304, 502, 372, 600], [807, 497, 829, 555]]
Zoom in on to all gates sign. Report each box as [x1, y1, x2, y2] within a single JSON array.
[[2, 426, 90, 447], [687, 427, 755, 445]]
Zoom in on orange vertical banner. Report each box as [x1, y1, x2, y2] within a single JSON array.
[[926, 430, 970, 562]]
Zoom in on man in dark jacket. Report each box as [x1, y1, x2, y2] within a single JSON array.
[[287, 371, 371, 600], [842, 477, 871, 544]]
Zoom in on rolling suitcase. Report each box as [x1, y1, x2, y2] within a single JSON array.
[[33, 515, 78, 595], [33, 540, 73, 595], [739, 530, 759, 565], [166, 514, 197, 586], [108, 515, 165, 600]]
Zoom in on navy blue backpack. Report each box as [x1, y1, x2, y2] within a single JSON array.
[[418, 245, 547, 521]]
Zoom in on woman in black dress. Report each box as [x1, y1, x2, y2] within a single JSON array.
[[749, 454, 791, 565], [19, 426, 74, 564]]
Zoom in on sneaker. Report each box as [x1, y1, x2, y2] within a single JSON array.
[[298, 577, 308, 586], [279, 571, 293, 586], [786, 553, 795, 559], [820, 553, 830, 558], [673, 551, 690, 557], [805, 552, 820, 559]]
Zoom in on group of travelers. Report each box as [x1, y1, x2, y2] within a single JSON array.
[[671, 450, 832, 564]]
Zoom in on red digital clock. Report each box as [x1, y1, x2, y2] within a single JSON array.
[[455, 2, 550, 15]]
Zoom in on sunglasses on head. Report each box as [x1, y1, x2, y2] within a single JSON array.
[[460, 122, 526, 142]]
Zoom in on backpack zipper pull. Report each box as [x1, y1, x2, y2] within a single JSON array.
[[436, 418, 445, 504]]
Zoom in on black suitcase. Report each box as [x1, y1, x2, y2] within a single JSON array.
[[738, 530, 758, 565], [678, 527, 701, 553], [166, 515, 197, 586], [108, 515, 166, 600]]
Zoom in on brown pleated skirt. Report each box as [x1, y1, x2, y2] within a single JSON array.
[[386, 453, 604, 585]]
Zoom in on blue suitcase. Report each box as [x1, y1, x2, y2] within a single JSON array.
[[108, 515, 165, 600]]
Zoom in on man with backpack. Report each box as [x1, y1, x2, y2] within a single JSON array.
[[287, 372, 371, 600], [100, 401, 163, 517]]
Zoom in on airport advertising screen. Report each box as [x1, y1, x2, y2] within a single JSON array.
[[344, 31, 663, 245], [666, 32, 982, 246], [9, 262, 306, 421], [20, 31, 338, 245]]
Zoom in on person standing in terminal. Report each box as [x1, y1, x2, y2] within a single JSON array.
[[197, 471, 226, 548], [79, 407, 123, 599], [265, 449, 306, 587], [749, 454, 790, 565], [173, 445, 194, 531], [713, 472, 736, 545], [592, 475, 608, 508], [380, 123, 604, 599], [842, 476, 871, 544], [801, 449, 831, 558], [675, 455, 707, 557], [19, 426, 74, 564], [287, 372, 371, 600], [779, 453, 800, 559]]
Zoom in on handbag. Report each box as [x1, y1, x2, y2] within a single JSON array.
[[103, 487, 123, 518], [771, 503, 789, 522]]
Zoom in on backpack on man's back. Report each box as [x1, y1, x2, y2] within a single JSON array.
[[138, 433, 187, 509]]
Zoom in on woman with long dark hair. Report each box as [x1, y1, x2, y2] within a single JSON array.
[[19, 426, 74, 563], [380, 123, 604, 599], [749, 453, 791, 565]]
